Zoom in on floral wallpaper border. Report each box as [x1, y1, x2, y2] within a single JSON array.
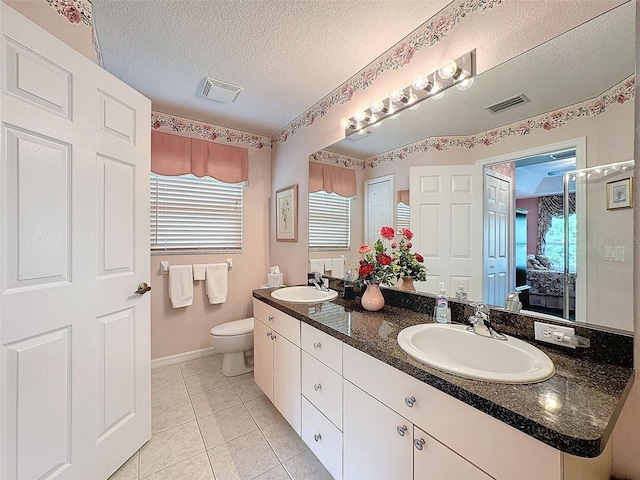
[[151, 111, 272, 150], [272, 0, 503, 146], [310, 150, 366, 170], [44, 0, 92, 25], [365, 76, 635, 168]]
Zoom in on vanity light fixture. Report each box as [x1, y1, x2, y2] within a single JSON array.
[[340, 50, 476, 137]]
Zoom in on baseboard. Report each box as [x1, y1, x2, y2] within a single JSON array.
[[151, 346, 217, 369]]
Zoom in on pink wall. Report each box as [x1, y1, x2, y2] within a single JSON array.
[[516, 197, 539, 254], [149, 127, 271, 359]]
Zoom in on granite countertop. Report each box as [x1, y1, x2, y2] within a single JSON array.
[[253, 287, 635, 458]]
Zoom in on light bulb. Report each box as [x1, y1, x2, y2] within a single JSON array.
[[412, 75, 429, 90], [370, 99, 385, 113], [438, 59, 460, 79], [357, 128, 368, 136], [371, 119, 383, 128], [456, 75, 474, 91], [388, 103, 400, 120], [407, 93, 420, 110], [430, 80, 444, 99], [339, 117, 353, 129], [432, 90, 445, 100], [369, 113, 379, 125], [353, 110, 368, 122], [389, 88, 405, 103]]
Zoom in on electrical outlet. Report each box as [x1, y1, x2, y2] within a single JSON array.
[[534, 321, 577, 349]]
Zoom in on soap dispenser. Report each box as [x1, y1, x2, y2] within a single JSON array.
[[435, 282, 451, 323], [343, 269, 356, 300], [455, 281, 467, 302]]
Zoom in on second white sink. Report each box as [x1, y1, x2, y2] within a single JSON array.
[[397, 323, 554, 384], [271, 286, 338, 303]]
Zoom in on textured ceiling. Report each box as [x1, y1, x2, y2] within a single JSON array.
[[92, 0, 451, 136]]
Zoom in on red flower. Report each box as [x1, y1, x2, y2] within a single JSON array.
[[391, 243, 397, 249], [377, 253, 393, 266], [400, 228, 413, 240], [407, 242, 412, 249], [379, 226, 395, 240], [359, 263, 375, 277], [358, 244, 372, 254], [415, 253, 424, 263]]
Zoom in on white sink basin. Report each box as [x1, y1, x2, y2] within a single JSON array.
[[397, 323, 554, 384], [271, 286, 338, 303]]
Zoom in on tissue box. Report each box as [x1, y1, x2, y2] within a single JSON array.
[[267, 273, 283, 287]]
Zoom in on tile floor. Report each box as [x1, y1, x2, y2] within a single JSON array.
[[109, 354, 333, 480]]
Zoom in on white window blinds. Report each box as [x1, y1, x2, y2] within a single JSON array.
[[397, 202, 410, 231], [309, 191, 351, 250], [151, 173, 243, 252]]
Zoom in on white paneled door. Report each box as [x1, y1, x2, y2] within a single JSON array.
[[410, 165, 482, 299], [0, 5, 151, 480], [365, 175, 394, 246]]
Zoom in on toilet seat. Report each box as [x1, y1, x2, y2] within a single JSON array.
[[210, 317, 254, 336]]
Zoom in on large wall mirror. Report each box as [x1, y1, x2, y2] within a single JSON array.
[[309, 2, 635, 333]]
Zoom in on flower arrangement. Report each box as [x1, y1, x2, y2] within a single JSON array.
[[356, 226, 427, 286], [393, 228, 428, 282]]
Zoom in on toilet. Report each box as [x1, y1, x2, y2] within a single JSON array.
[[210, 317, 254, 377]]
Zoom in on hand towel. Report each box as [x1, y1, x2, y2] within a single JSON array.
[[169, 265, 193, 308], [331, 257, 345, 279], [309, 258, 325, 273], [324, 258, 332, 270], [206, 263, 228, 304], [193, 264, 206, 281]]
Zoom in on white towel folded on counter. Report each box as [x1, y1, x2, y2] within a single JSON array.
[[169, 265, 193, 308], [206, 263, 228, 304]]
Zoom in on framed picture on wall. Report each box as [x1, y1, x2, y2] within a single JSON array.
[[606, 177, 633, 210], [276, 184, 298, 241]]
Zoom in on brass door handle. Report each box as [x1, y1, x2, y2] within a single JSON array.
[[135, 282, 151, 295]]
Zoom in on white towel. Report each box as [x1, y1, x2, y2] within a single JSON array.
[[324, 258, 332, 270], [168, 265, 193, 308], [309, 258, 325, 273], [206, 263, 228, 304], [193, 264, 206, 281], [331, 257, 345, 279]]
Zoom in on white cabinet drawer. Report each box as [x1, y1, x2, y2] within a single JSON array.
[[343, 344, 562, 480], [253, 299, 300, 346], [302, 351, 342, 429], [302, 398, 343, 480], [301, 322, 342, 373]]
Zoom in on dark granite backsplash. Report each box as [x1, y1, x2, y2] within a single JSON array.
[[327, 277, 634, 369]]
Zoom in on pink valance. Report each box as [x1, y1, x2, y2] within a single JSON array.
[[309, 162, 357, 197], [151, 130, 248, 183], [397, 189, 410, 205]]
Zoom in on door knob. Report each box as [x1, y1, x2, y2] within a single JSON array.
[[134, 282, 151, 295]]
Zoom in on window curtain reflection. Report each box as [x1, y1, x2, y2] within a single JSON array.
[[151, 130, 248, 183], [537, 193, 575, 253], [309, 161, 357, 197]]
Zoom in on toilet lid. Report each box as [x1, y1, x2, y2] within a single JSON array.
[[211, 317, 254, 336]]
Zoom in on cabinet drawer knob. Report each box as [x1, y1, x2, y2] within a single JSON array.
[[271, 334, 277, 340], [268, 315, 274, 322], [396, 425, 407, 436], [314, 383, 321, 391], [314, 433, 322, 442], [313, 342, 321, 349], [405, 396, 416, 408], [414, 438, 426, 450], [266, 332, 272, 339]]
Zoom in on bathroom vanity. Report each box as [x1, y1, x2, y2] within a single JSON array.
[[252, 287, 634, 480]]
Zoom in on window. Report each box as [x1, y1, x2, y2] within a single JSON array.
[[309, 191, 351, 250], [543, 214, 576, 272], [396, 202, 410, 231], [150, 173, 243, 253]]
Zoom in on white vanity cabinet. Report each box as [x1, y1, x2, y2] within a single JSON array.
[[253, 299, 301, 434]]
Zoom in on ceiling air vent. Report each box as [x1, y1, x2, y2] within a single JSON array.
[[485, 94, 530, 114], [202, 77, 243, 103]]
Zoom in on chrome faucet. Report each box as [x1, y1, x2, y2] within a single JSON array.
[[504, 291, 522, 313], [309, 271, 329, 291], [467, 303, 507, 341]]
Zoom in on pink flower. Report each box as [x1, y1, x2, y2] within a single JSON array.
[[64, 4, 81, 23], [400, 228, 413, 240], [391, 42, 415, 66], [377, 253, 393, 266], [379, 226, 395, 240], [358, 245, 372, 254], [407, 242, 412, 249], [152, 119, 162, 129], [391, 243, 397, 249]]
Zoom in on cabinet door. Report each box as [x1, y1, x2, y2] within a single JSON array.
[[273, 333, 301, 434], [414, 427, 493, 480], [254, 318, 274, 401], [343, 380, 412, 480]]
